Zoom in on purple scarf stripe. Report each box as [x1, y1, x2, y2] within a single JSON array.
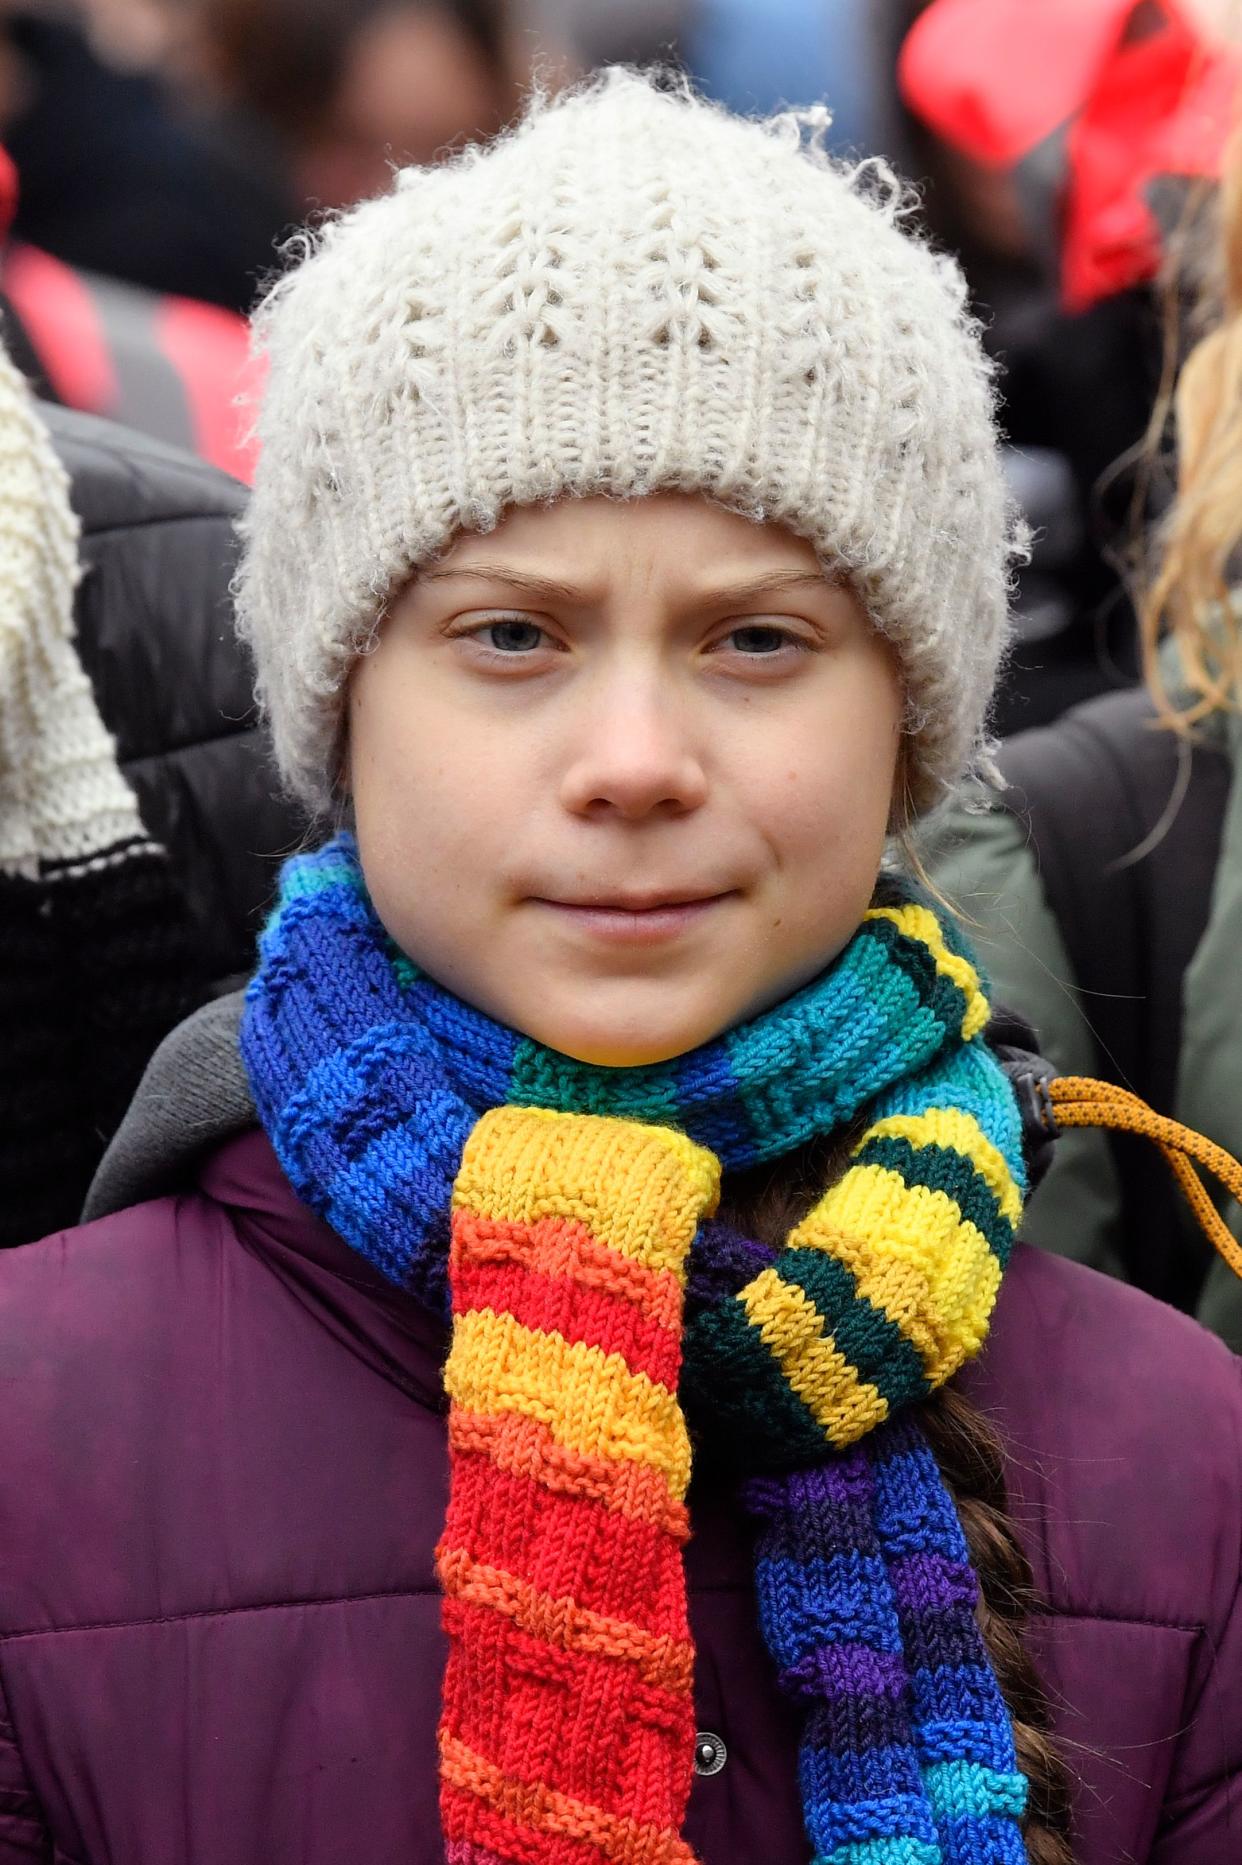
[[783, 1641, 909, 1706], [890, 1553, 977, 1612], [685, 1216, 776, 1308], [897, 1604, 992, 1672]]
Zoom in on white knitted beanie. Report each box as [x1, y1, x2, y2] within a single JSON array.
[[237, 68, 1021, 816]]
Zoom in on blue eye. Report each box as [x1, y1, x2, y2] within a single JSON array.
[[728, 625, 790, 654], [484, 619, 545, 652]]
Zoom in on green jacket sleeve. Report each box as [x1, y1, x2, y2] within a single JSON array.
[[920, 801, 1126, 1280]]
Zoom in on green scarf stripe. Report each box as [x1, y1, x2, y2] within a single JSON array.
[[777, 1249, 931, 1412], [860, 912, 970, 1037], [853, 1134, 1016, 1266], [683, 1298, 830, 1469], [507, 1038, 683, 1124]]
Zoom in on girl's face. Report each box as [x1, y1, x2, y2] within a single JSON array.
[[349, 494, 904, 1066]]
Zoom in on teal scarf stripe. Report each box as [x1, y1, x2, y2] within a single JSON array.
[[880, 1042, 1027, 1177]]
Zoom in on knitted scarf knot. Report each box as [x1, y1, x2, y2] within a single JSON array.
[[243, 835, 1031, 1865]]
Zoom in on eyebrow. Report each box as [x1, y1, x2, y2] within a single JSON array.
[[418, 563, 837, 605]]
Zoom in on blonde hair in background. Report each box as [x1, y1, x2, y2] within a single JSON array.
[[1142, 121, 1242, 727]]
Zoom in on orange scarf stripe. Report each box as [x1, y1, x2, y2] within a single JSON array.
[[447, 1409, 691, 1541], [451, 1211, 685, 1330], [440, 1735, 698, 1865], [438, 1545, 696, 1693]]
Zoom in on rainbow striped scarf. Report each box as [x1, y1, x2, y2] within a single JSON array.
[[242, 835, 1031, 1865]]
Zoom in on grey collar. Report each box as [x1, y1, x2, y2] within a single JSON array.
[[84, 991, 256, 1221]]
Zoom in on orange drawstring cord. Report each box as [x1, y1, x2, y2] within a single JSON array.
[[1048, 1077, 1242, 1282]]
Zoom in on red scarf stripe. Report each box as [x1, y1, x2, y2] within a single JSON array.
[[441, 1455, 692, 1622], [440, 1735, 698, 1865], [451, 1257, 682, 1390], [438, 1540, 694, 1686], [450, 1211, 684, 1327], [439, 1615, 694, 1812], [447, 1410, 691, 1541]]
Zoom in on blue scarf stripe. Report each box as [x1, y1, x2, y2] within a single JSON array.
[[869, 1443, 974, 1564], [880, 1051, 1028, 1200], [407, 976, 521, 1105], [673, 1043, 760, 1165], [803, 1780, 941, 1858], [756, 1555, 903, 1662], [816, 1840, 941, 1865]]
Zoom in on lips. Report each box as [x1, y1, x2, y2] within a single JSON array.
[[530, 892, 735, 946], [545, 891, 729, 912]]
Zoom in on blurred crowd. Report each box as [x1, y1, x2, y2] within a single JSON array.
[[5, 0, 1242, 1288]]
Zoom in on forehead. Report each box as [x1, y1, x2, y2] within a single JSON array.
[[421, 494, 831, 600]]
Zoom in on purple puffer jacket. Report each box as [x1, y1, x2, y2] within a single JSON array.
[[0, 1120, 1239, 1862]]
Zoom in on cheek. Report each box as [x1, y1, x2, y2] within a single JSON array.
[[759, 703, 900, 863], [348, 663, 485, 917]]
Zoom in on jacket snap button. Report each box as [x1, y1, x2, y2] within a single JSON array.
[[694, 1731, 726, 1777]]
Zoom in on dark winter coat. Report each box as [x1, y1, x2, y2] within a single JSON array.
[[0, 1008, 1238, 1863], [45, 404, 303, 994], [4, 406, 304, 1245]]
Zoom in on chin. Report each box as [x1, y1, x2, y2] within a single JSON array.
[[527, 1011, 719, 1070]]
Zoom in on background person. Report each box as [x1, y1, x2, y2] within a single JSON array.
[[924, 119, 1242, 1349]]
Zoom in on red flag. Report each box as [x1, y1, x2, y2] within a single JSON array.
[[899, 0, 1241, 309]]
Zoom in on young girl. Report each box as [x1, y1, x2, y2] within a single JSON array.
[[0, 69, 1239, 1865]]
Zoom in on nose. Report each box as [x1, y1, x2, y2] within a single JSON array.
[[558, 674, 708, 821]]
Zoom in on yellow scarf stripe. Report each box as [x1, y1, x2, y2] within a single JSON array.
[[739, 1266, 890, 1447], [792, 1163, 1004, 1386], [861, 1108, 1024, 1226], [444, 1308, 692, 1499], [452, 1105, 719, 1279], [865, 902, 991, 1040]]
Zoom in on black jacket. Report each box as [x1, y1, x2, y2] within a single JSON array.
[[48, 403, 304, 994], [4, 405, 303, 1243]]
